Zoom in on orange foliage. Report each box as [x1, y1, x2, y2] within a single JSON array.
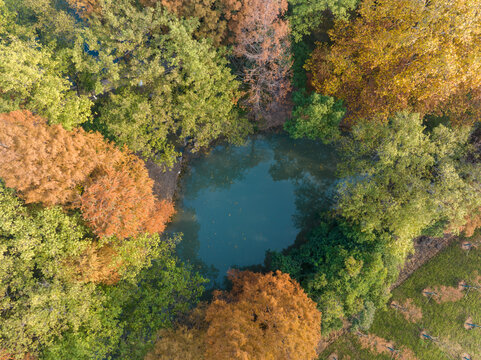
[[0, 110, 113, 205], [146, 304, 208, 360], [204, 270, 321, 360], [80, 151, 175, 239], [0, 352, 35, 360], [0, 110, 175, 240], [66, 243, 121, 285], [224, 0, 291, 125]]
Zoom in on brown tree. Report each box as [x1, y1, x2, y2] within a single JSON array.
[[204, 270, 321, 360], [225, 0, 292, 127], [146, 304, 208, 360], [307, 0, 481, 125], [0, 110, 114, 205]]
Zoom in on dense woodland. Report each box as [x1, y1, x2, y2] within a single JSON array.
[[1, 0, 481, 359]]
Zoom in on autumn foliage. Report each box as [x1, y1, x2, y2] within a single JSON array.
[[0, 110, 111, 205], [204, 270, 321, 360], [146, 304, 208, 360], [226, 0, 292, 126], [80, 152, 175, 239], [0, 110, 174, 240], [307, 0, 481, 125]]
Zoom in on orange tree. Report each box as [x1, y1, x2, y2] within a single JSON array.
[[204, 270, 321, 360], [307, 0, 481, 125], [0, 110, 175, 240], [0, 110, 113, 205]]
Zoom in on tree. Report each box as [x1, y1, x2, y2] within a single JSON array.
[[79, 151, 175, 239], [267, 219, 399, 332], [0, 110, 175, 240], [107, 253, 207, 360], [0, 110, 113, 205], [226, 0, 292, 126], [307, 0, 481, 125], [66, 0, 100, 19], [0, 37, 91, 129], [139, 0, 227, 46], [288, 0, 358, 41], [285, 93, 344, 143], [78, 1, 250, 167], [204, 270, 321, 360], [0, 182, 122, 359], [0, 183, 206, 359], [145, 304, 208, 360], [336, 112, 481, 257]]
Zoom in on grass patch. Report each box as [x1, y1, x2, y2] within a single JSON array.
[[320, 238, 481, 359]]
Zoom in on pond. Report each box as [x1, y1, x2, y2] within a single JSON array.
[[167, 133, 338, 288]]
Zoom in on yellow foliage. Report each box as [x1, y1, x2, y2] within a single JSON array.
[[308, 0, 481, 125]]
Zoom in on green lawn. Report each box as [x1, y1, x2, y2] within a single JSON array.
[[320, 238, 481, 360]]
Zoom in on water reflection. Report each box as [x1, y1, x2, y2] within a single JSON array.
[[167, 134, 338, 287]]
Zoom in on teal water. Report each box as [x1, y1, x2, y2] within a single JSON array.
[[167, 134, 338, 288]]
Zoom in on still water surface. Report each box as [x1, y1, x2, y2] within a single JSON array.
[[167, 134, 338, 287]]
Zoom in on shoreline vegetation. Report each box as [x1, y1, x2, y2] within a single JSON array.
[[1, 0, 481, 359]]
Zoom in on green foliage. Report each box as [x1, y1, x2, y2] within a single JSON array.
[[109, 257, 207, 360], [0, 182, 206, 359], [351, 300, 376, 332], [76, 0, 250, 167], [323, 241, 481, 359], [288, 0, 359, 42], [267, 219, 400, 333], [0, 37, 92, 129], [4, 0, 80, 48], [0, 182, 112, 358], [285, 93, 344, 143], [337, 112, 481, 258]]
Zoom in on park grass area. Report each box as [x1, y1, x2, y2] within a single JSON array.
[[320, 237, 481, 360]]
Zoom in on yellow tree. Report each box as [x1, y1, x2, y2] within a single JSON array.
[[307, 0, 481, 125], [204, 270, 321, 360]]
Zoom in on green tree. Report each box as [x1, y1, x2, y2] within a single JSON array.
[[337, 112, 481, 257], [0, 182, 120, 359], [267, 219, 399, 333], [0, 37, 91, 129], [0, 182, 206, 359], [77, 0, 250, 167], [289, 0, 359, 42], [285, 93, 344, 143]]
